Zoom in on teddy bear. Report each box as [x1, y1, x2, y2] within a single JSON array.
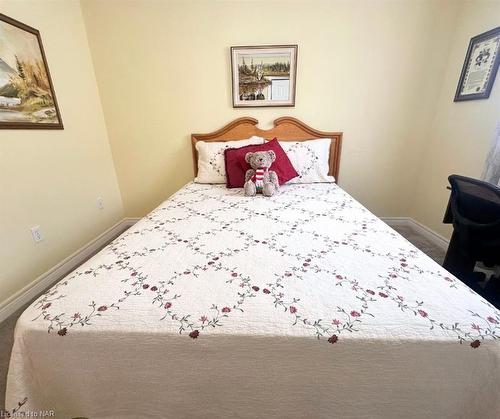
[[244, 150, 280, 197]]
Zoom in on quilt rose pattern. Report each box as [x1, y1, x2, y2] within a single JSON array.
[[32, 183, 499, 348]]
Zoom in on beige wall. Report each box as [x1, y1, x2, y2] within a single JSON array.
[[0, 0, 124, 304], [410, 0, 500, 238], [81, 0, 460, 217]]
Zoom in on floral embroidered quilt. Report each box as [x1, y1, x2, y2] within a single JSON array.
[[7, 183, 500, 418]]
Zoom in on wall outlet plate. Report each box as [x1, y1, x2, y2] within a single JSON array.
[[30, 226, 44, 243], [97, 197, 104, 210]]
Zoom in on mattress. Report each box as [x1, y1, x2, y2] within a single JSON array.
[[6, 182, 500, 418]]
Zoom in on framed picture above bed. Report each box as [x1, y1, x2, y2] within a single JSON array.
[[454, 26, 500, 102], [0, 13, 63, 129], [231, 45, 298, 108]]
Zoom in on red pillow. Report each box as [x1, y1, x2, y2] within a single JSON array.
[[224, 138, 298, 188]]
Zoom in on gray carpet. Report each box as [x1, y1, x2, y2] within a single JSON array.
[[0, 306, 28, 411], [391, 224, 445, 265], [0, 223, 446, 410]]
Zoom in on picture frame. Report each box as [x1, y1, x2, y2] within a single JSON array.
[[0, 13, 63, 129], [454, 26, 500, 102], [231, 45, 298, 108]]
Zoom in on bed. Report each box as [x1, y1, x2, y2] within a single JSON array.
[[6, 117, 500, 418]]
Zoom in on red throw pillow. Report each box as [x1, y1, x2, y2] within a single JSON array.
[[224, 138, 298, 188]]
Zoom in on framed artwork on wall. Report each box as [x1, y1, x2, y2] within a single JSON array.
[[231, 45, 298, 108], [454, 26, 500, 102], [0, 13, 63, 129]]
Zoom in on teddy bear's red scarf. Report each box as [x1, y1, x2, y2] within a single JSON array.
[[252, 168, 266, 189]]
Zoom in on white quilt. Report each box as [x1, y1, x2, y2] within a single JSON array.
[[6, 183, 500, 418]]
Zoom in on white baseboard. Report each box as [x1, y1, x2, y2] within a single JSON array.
[[0, 217, 139, 324], [381, 217, 449, 252]]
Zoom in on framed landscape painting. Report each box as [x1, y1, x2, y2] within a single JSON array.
[[0, 13, 63, 129], [231, 45, 297, 107]]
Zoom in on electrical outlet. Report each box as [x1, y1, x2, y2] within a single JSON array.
[[97, 197, 104, 210], [30, 226, 44, 243]]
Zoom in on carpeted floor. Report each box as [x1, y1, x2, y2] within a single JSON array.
[[391, 224, 445, 265], [0, 306, 28, 411], [0, 223, 446, 410]]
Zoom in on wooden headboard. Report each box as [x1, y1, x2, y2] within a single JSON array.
[[191, 117, 343, 181]]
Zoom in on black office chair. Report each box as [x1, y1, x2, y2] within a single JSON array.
[[443, 175, 500, 297]]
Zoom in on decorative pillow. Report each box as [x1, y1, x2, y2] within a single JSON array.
[[224, 138, 298, 188], [279, 138, 335, 183], [195, 136, 264, 184]]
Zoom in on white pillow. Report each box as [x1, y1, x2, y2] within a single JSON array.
[[279, 138, 335, 183], [195, 136, 264, 184]]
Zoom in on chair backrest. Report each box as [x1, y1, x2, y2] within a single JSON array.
[[448, 174, 500, 227]]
